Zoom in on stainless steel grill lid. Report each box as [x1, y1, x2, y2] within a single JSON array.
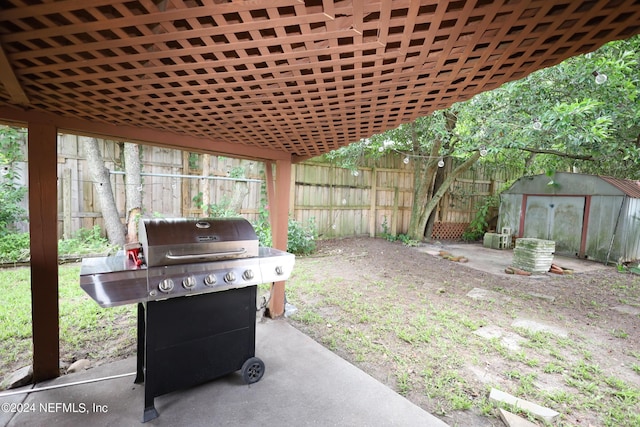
[[139, 217, 258, 267]]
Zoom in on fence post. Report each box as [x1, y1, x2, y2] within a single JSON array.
[[391, 185, 399, 237], [62, 168, 72, 239], [181, 151, 190, 216], [369, 168, 377, 237], [328, 164, 334, 237], [289, 163, 296, 215]]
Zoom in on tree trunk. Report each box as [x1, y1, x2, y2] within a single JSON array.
[[84, 137, 125, 247], [407, 157, 437, 239], [230, 181, 249, 213], [407, 110, 460, 240], [424, 161, 447, 239], [524, 152, 536, 173], [123, 143, 142, 243], [201, 154, 211, 216], [410, 152, 482, 240], [407, 124, 441, 239]]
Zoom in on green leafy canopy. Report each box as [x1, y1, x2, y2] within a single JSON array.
[[326, 35, 640, 179]]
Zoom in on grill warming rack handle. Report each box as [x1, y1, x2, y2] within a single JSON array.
[[165, 248, 247, 261]]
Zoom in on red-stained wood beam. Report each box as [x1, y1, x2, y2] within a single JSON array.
[[265, 158, 292, 318], [28, 121, 60, 382], [0, 45, 29, 106], [0, 106, 290, 161]]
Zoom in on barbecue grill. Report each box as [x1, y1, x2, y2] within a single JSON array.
[[79, 217, 295, 422]]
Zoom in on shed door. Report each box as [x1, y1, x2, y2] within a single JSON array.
[[523, 196, 585, 256]]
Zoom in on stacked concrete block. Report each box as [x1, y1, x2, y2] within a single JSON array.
[[500, 227, 512, 249], [483, 232, 500, 249], [483, 230, 512, 250], [513, 238, 555, 274]]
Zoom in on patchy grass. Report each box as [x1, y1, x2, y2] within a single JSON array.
[[0, 264, 136, 384], [286, 238, 640, 427]]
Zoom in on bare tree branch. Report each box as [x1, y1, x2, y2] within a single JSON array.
[[519, 147, 593, 160]]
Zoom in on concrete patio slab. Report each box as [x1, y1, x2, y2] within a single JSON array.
[[1, 319, 448, 427], [418, 242, 609, 277]]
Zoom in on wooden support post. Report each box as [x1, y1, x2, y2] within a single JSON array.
[[28, 121, 60, 382], [265, 158, 292, 318], [62, 168, 72, 239], [369, 168, 377, 237]]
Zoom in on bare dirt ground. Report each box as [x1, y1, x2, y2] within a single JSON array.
[[286, 237, 640, 427]]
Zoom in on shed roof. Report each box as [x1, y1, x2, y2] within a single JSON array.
[[504, 172, 640, 198], [2, 1, 640, 160], [601, 176, 640, 198]]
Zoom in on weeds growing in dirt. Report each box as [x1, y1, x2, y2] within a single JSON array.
[[286, 240, 640, 427]]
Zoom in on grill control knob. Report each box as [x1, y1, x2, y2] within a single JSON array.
[[224, 272, 236, 284], [275, 266, 284, 276], [158, 278, 174, 293], [242, 269, 254, 281], [182, 275, 196, 290], [204, 274, 216, 287]]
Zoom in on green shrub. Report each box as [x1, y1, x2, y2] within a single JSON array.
[[252, 205, 272, 248], [398, 234, 420, 247], [192, 192, 238, 218], [253, 215, 320, 254], [0, 126, 27, 235], [287, 217, 317, 255], [0, 188, 27, 235], [462, 195, 499, 242], [0, 232, 30, 262], [58, 226, 115, 256], [252, 202, 317, 255]]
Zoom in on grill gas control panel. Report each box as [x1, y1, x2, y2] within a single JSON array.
[[149, 263, 266, 300], [144, 250, 294, 302]]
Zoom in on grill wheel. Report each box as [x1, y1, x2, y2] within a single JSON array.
[[241, 357, 265, 384]]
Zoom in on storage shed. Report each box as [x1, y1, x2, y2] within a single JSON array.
[[499, 172, 640, 264]]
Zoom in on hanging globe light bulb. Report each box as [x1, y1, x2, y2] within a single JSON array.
[[532, 118, 542, 131], [437, 158, 445, 168], [592, 70, 607, 84], [479, 147, 488, 157], [403, 156, 410, 164], [352, 169, 359, 177]]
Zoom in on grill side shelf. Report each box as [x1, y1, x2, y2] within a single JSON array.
[[80, 258, 148, 307]]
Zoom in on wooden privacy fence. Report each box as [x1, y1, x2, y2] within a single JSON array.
[[291, 156, 518, 239], [56, 134, 264, 238], [290, 160, 413, 238], [13, 132, 520, 240]]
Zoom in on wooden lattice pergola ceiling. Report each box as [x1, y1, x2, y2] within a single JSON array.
[[1, 0, 640, 160]]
